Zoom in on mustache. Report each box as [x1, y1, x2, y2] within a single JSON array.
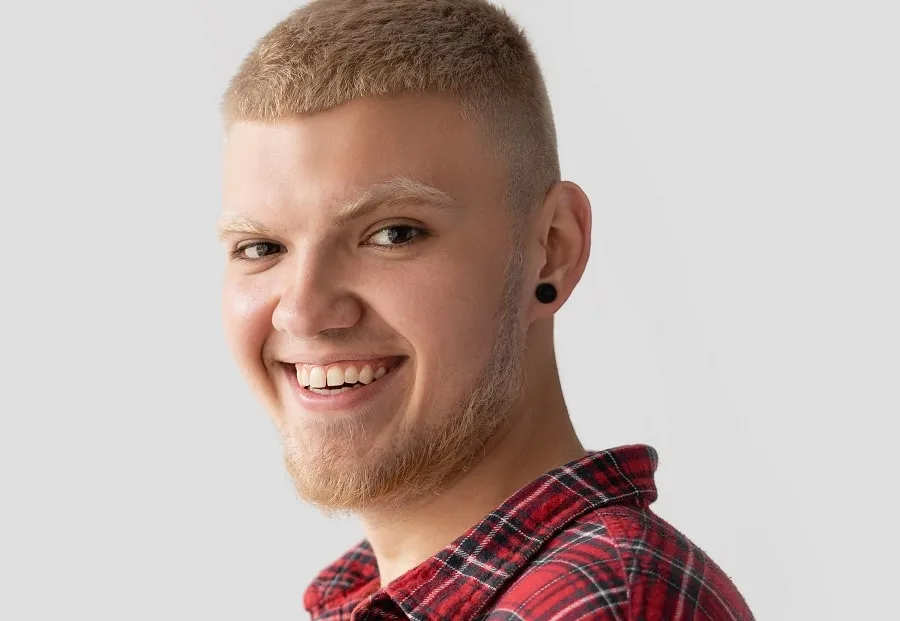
[[267, 328, 403, 354]]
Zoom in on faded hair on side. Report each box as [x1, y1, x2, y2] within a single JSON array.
[[222, 0, 560, 213]]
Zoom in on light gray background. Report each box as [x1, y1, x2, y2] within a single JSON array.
[[1, 1, 897, 619]]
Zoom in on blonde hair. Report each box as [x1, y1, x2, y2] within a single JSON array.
[[222, 0, 560, 213]]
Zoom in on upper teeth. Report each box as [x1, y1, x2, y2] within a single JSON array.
[[297, 363, 388, 388]]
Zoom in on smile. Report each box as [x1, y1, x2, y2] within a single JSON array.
[[291, 357, 405, 396]]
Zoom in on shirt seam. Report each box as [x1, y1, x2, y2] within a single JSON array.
[[593, 510, 634, 621]]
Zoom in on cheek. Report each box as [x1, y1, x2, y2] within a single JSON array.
[[221, 276, 276, 371], [386, 259, 504, 389]]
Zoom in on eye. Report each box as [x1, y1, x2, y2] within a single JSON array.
[[232, 241, 284, 261], [366, 225, 427, 249]]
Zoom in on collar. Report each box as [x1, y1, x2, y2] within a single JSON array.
[[304, 444, 659, 620]]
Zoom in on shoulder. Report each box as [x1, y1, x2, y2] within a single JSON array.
[[485, 506, 754, 621]]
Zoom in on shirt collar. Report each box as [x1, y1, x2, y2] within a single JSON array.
[[304, 444, 659, 620]]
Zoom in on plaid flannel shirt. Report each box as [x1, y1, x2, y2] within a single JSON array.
[[304, 444, 754, 620]]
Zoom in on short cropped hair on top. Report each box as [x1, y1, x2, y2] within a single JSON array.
[[221, 0, 561, 216]]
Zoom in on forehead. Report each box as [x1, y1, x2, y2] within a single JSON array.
[[221, 94, 505, 217]]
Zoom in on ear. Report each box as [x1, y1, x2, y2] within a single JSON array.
[[528, 181, 592, 321]]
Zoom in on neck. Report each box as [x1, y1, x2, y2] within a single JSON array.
[[359, 355, 585, 586]]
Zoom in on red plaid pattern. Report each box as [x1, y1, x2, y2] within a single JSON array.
[[304, 445, 754, 620]]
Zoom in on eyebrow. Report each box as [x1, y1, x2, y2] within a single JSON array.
[[215, 213, 277, 240], [216, 176, 459, 240]]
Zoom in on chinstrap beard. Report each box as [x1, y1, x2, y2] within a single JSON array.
[[280, 243, 528, 515]]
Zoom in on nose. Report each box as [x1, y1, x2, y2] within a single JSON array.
[[271, 247, 363, 339]]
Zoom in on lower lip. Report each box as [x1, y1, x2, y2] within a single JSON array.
[[281, 359, 407, 414]]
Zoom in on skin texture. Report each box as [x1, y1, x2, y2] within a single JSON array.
[[220, 93, 592, 584]]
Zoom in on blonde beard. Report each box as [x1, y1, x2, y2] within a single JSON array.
[[282, 252, 526, 515]]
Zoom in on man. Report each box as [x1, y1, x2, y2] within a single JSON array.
[[218, 0, 754, 619]]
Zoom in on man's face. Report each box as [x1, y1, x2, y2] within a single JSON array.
[[220, 95, 527, 511]]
